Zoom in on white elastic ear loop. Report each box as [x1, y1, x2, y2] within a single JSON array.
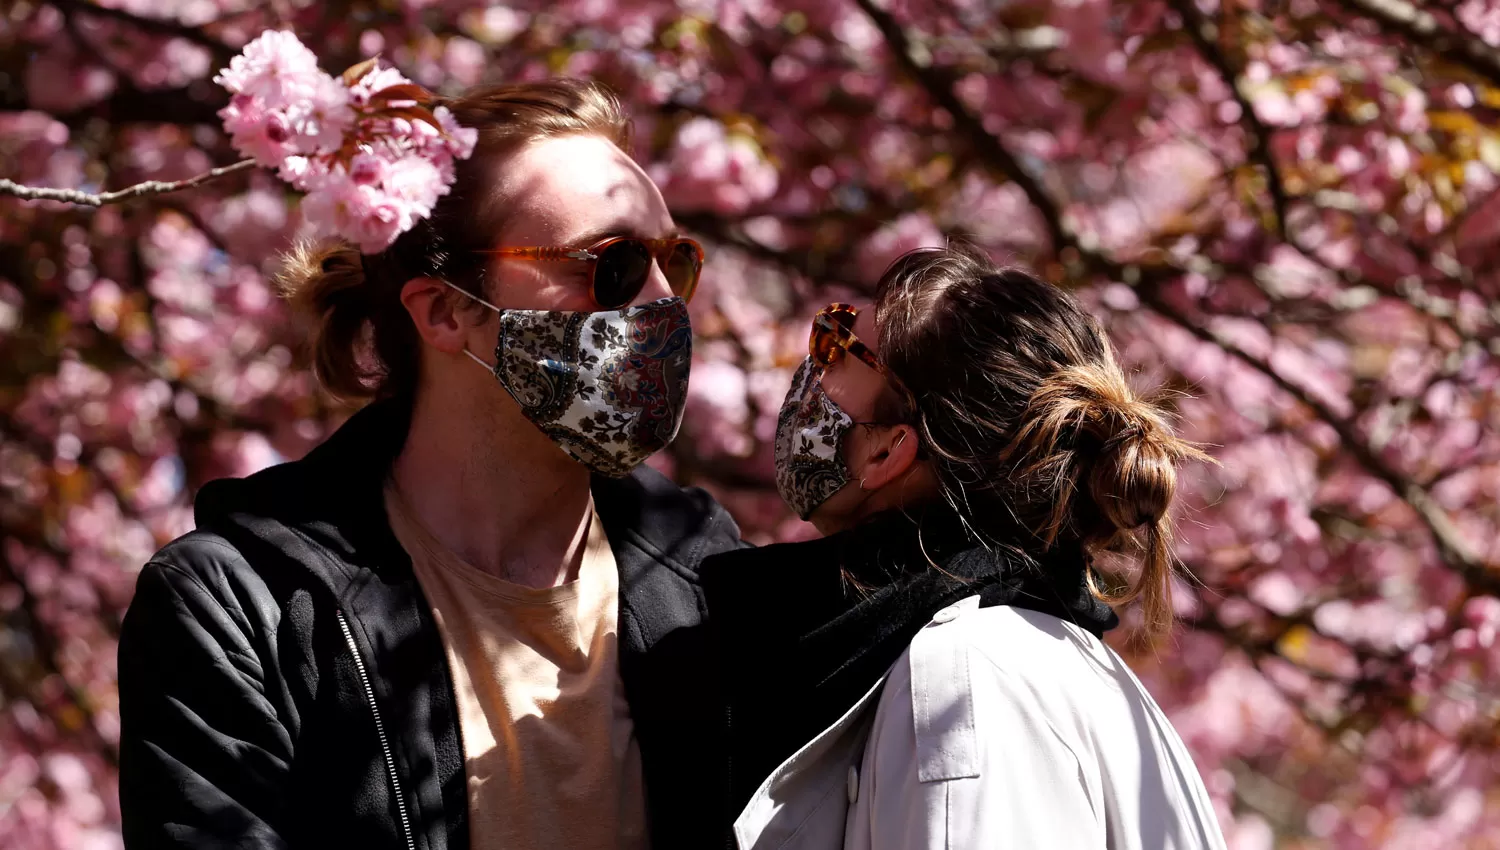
[[441, 280, 502, 370], [441, 279, 503, 313]]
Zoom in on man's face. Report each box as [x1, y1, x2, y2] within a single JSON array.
[[473, 133, 679, 320], [433, 132, 685, 464]]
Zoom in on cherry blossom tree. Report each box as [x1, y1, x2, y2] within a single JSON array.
[[3, 0, 1500, 846]]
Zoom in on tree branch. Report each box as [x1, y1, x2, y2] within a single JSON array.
[[1335, 0, 1500, 88], [0, 159, 256, 207], [851, 0, 1070, 253], [0, 533, 118, 767], [1170, 0, 1291, 242], [49, 0, 236, 64], [1145, 292, 1499, 594]]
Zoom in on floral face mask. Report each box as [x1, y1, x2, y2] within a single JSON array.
[[448, 284, 693, 477], [773, 357, 857, 520]]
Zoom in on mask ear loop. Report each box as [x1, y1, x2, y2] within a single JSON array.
[[440, 280, 504, 370], [442, 279, 504, 313]]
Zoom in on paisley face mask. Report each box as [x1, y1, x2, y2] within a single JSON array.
[[773, 357, 857, 520], [449, 284, 693, 477]]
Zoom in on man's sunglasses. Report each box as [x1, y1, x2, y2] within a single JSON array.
[[479, 236, 705, 310], [810, 303, 917, 411]]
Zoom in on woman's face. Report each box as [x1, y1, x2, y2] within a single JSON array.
[[816, 306, 888, 432], [804, 304, 936, 534]]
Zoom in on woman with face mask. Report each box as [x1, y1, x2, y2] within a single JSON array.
[[702, 245, 1228, 850]]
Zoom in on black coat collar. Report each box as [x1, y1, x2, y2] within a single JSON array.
[[193, 397, 739, 601], [703, 503, 1117, 808]]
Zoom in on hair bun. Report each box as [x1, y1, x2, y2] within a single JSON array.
[[1017, 361, 1205, 540], [275, 239, 378, 400], [1085, 392, 1176, 533]]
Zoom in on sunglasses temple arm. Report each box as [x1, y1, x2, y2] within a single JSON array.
[[442, 279, 504, 313]]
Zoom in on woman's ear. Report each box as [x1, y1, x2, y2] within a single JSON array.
[[400, 277, 474, 355], [857, 424, 922, 491]]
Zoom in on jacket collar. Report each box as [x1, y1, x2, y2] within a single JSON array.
[[193, 397, 733, 601]]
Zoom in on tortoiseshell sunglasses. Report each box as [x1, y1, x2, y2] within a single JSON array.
[[479, 236, 704, 310], [810, 303, 917, 410]]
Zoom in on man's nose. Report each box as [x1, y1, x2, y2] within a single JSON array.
[[632, 257, 675, 307]]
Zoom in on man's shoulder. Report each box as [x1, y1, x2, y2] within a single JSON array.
[[135, 517, 333, 619], [130, 529, 284, 617], [145, 529, 256, 586]]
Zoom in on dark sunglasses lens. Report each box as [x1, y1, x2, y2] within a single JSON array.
[[664, 241, 702, 300], [593, 240, 652, 309]]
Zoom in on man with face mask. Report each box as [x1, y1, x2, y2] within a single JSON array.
[[117, 80, 744, 850]]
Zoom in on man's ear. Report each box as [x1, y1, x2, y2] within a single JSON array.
[[400, 277, 474, 355], [857, 424, 921, 491]]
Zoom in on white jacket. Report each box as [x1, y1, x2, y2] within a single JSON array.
[[734, 596, 1228, 850]]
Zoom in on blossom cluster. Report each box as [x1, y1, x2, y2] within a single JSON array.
[[214, 31, 477, 253]]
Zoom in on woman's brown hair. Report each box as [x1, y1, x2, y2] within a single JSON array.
[[275, 78, 632, 403], [874, 244, 1211, 643]]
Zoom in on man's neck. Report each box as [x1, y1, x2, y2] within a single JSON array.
[[389, 387, 594, 588]]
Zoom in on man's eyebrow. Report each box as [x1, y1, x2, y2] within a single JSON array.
[[564, 225, 682, 247]]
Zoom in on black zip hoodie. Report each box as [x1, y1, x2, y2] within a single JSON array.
[[118, 399, 746, 849]]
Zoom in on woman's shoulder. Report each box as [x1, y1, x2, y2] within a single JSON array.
[[913, 595, 1120, 684], [857, 598, 1109, 818], [888, 596, 1194, 773], [890, 597, 1141, 746]]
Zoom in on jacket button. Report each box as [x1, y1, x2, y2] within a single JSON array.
[[932, 606, 959, 624], [847, 766, 859, 803]]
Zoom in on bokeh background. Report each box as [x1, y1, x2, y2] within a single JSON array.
[[4, 0, 1500, 846]]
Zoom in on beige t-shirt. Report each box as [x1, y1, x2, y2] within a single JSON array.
[[384, 482, 648, 850]]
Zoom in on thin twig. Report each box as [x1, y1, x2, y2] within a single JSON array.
[[0, 160, 256, 207], [1170, 0, 1290, 242], [851, 0, 1070, 253], [1145, 292, 1499, 594]]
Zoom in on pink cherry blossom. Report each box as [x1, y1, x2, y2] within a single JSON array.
[[211, 32, 475, 252], [212, 30, 323, 110], [286, 75, 356, 155], [381, 155, 444, 220]]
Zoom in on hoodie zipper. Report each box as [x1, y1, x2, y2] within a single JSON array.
[[337, 609, 417, 850], [724, 702, 736, 849]]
